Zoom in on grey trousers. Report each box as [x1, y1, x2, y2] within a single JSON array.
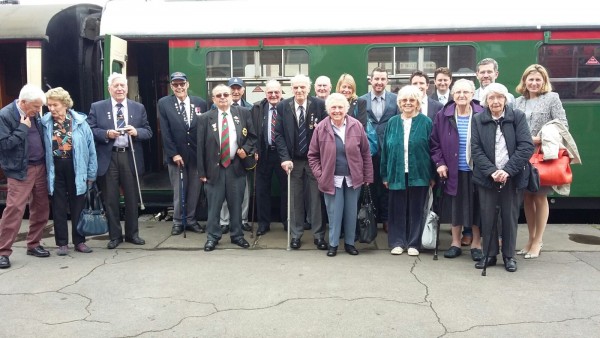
[[167, 162, 200, 226], [220, 174, 249, 225], [205, 166, 246, 242], [478, 180, 522, 258], [289, 159, 324, 240]]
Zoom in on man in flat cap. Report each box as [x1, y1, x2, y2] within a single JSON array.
[[158, 72, 208, 235]]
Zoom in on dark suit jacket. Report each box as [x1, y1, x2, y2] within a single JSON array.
[[157, 95, 207, 165], [426, 97, 444, 120], [87, 98, 153, 176], [274, 96, 327, 162], [196, 105, 257, 183], [349, 97, 368, 129], [251, 98, 282, 157], [360, 91, 399, 152]]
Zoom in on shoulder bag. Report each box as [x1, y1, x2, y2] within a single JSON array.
[[77, 183, 109, 237], [357, 185, 377, 243], [421, 187, 439, 250], [529, 146, 572, 186]]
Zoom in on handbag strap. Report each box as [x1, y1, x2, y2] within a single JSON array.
[[92, 183, 105, 213]]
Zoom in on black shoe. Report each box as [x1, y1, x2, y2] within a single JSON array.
[[314, 239, 328, 250], [327, 246, 338, 257], [171, 225, 183, 235], [470, 248, 484, 261], [231, 237, 250, 248], [503, 256, 518, 272], [26, 245, 50, 257], [475, 256, 497, 269], [256, 225, 270, 236], [186, 223, 204, 233], [303, 222, 311, 230], [125, 236, 146, 245], [221, 224, 230, 234], [107, 238, 123, 249], [444, 246, 462, 258], [290, 238, 301, 249], [241, 223, 252, 232], [204, 240, 218, 251], [344, 244, 359, 255], [0, 255, 10, 269]]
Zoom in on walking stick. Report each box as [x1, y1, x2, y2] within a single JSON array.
[[286, 164, 292, 251], [250, 165, 257, 239], [482, 182, 503, 277], [128, 134, 145, 210], [433, 180, 445, 260], [179, 166, 187, 238]]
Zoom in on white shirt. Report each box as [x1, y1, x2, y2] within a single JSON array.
[[294, 102, 306, 125], [218, 110, 238, 159]]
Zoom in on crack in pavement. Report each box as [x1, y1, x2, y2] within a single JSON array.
[[409, 257, 449, 337], [119, 295, 425, 337], [440, 313, 600, 335]]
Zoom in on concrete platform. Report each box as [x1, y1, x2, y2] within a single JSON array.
[[1, 218, 599, 337]]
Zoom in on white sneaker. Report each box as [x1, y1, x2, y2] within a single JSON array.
[[407, 248, 419, 256], [391, 247, 403, 255]]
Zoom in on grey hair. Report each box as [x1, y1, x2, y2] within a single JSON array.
[[481, 83, 509, 108], [450, 79, 476, 95], [107, 72, 127, 86], [19, 84, 46, 104], [315, 75, 331, 86], [290, 74, 312, 88], [325, 93, 349, 113], [265, 79, 282, 91]]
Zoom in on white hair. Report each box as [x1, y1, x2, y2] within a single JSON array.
[[107, 72, 127, 86], [19, 84, 46, 104], [481, 83, 509, 107]]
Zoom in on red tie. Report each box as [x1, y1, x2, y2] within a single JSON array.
[[220, 112, 231, 167]]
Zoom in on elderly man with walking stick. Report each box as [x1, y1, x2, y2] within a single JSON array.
[[87, 72, 153, 249]]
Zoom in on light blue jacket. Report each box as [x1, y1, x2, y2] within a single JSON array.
[[42, 110, 98, 195]]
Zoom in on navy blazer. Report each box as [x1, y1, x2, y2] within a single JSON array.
[[157, 95, 207, 165], [426, 97, 444, 121], [196, 105, 257, 182], [251, 98, 281, 157], [87, 98, 153, 176], [360, 91, 399, 153], [274, 96, 327, 162]]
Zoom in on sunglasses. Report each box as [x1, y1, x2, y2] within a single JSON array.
[[171, 82, 187, 88], [214, 93, 230, 98]]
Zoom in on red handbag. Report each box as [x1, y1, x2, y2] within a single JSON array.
[[529, 147, 572, 186]]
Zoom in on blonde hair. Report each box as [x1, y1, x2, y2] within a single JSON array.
[[45, 87, 73, 109], [335, 73, 358, 100], [516, 64, 552, 98]]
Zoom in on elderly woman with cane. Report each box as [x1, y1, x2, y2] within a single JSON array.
[[471, 83, 534, 272], [308, 93, 373, 257], [42, 87, 97, 255]]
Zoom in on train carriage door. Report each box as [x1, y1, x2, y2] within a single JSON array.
[[103, 34, 127, 98]]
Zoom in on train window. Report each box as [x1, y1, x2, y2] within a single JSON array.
[[206, 49, 308, 79], [539, 44, 600, 100], [369, 45, 475, 78]]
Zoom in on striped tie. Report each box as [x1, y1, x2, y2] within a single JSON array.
[[220, 112, 231, 167], [180, 101, 189, 127], [116, 103, 125, 129], [270, 107, 277, 145], [297, 106, 307, 155]]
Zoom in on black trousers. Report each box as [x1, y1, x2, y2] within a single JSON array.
[[256, 147, 287, 229], [98, 150, 139, 241], [371, 153, 389, 222], [52, 158, 86, 246]]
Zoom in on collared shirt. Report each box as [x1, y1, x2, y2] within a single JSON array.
[[218, 109, 238, 158], [371, 92, 385, 121], [267, 104, 277, 145], [437, 91, 449, 105], [420, 97, 429, 116], [111, 98, 129, 147], [331, 118, 353, 188], [294, 102, 306, 125]]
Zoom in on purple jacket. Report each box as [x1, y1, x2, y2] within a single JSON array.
[[308, 116, 374, 195], [430, 101, 484, 196]]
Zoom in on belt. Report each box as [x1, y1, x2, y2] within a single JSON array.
[[268, 145, 277, 151], [112, 147, 129, 152]]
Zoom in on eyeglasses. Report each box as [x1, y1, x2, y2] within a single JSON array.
[[400, 98, 417, 103], [171, 82, 187, 88], [214, 93, 230, 98]]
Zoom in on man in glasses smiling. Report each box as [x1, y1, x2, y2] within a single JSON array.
[[197, 84, 257, 251], [158, 72, 208, 236]]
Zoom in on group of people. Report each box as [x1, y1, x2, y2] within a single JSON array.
[[0, 57, 574, 272]]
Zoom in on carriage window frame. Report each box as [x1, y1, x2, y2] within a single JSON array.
[[367, 45, 476, 94], [539, 43, 600, 100]]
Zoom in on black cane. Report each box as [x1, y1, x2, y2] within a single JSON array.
[[433, 180, 445, 260], [482, 182, 503, 276], [179, 166, 187, 239]]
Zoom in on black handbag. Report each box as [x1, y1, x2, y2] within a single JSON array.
[[357, 185, 377, 244], [77, 184, 109, 237], [527, 162, 540, 193]]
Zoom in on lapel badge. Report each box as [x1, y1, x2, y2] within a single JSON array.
[[242, 127, 247, 137], [233, 115, 240, 125], [194, 106, 201, 116], [212, 123, 217, 131], [107, 112, 111, 120]]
